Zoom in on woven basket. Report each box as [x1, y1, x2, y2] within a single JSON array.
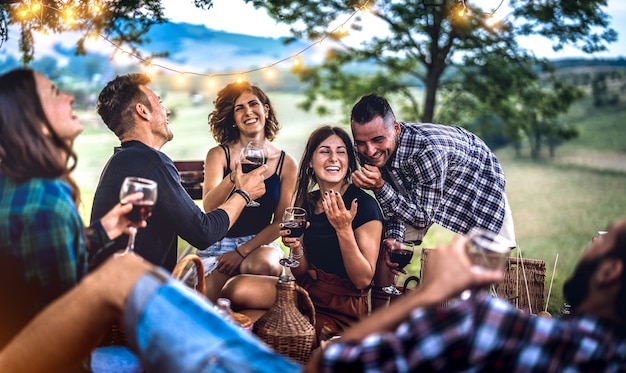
[[173, 254, 252, 329], [172, 254, 206, 295], [253, 276, 316, 364], [420, 248, 546, 313]]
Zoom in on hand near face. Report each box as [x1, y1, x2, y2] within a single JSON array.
[[322, 190, 357, 233], [351, 164, 384, 192]]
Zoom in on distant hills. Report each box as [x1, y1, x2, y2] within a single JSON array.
[[1, 21, 624, 78], [0, 22, 311, 73], [138, 22, 311, 72]]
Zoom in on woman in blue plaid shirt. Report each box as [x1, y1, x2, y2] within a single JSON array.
[[0, 68, 146, 371]]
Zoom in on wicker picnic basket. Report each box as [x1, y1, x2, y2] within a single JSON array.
[[253, 275, 316, 364], [172, 253, 206, 295], [174, 254, 252, 329], [420, 248, 546, 312]]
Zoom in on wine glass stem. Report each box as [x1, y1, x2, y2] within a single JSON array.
[[125, 227, 137, 253], [392, 274, 399, 288]]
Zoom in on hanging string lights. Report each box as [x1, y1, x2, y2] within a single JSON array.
[[11, 0, 372, 84], [9, 0, 505, 84]]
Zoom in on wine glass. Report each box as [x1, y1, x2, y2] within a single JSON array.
[[460, 227, 510, 300], [118, 176, 158, 255], [382, 240, 415, 296], [239, 141, 269, 207], [279, 207, 307, 268]]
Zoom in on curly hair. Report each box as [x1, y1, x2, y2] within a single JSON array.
[[208, 82, 280, 144], [97, 73, 152, 137], [293, 125, 357, 208], [0, 68, 80, 205]]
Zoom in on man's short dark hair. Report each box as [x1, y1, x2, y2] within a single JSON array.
[[97, 73, 152, 137], [351, 93, 396, 128]]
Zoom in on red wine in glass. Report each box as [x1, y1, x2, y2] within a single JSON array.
[[383, 241, 415, 295], [283, 220, 305, 238], [389, 249, 413, 270], [127, 201, 155, 223], [239, 142, 269, 207], [279, 207, 307, 268], [118, 177, 158, 255], [241, 160, 264, 173]]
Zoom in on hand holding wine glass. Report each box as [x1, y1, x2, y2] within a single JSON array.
[[239, 141, 269, 207], [460, 227, 510, 299], [118, 177, 158, 255], [382, 240, 415, 295], [279, 207, 307, 268]]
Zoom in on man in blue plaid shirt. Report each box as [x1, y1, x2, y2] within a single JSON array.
[[350, 93, 516, 308], [3, 217, 625, 372]]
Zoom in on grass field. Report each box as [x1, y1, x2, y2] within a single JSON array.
[[72, 90, 626, 314]]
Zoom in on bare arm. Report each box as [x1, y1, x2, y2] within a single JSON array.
[[0, 253, 153, 373], [344, 235, 502, 340], [324, 192, 382, 289], [202, 146, 236, 212], [236, 152, 298, 257], [305, 235, 504, 371], [217, 162, 267, 230]]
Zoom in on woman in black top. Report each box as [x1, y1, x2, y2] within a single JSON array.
[[199, 82, 298, 302]]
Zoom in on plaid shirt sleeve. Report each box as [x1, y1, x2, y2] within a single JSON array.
[[319, 294, 626, 372], [376, 146, 446, 234], [85, 220, 114, 255], [19, 190, 88, 306]]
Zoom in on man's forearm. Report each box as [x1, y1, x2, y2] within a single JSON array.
[[218, 191, 248, 230]]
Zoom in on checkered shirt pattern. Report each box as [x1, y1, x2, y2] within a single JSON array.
[[376, 122, 506, 240]]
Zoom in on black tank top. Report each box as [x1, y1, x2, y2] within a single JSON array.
[[220, 145, 285, 237]]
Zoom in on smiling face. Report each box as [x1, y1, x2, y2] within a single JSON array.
[[351, 116, 400, 167], [310, 134, 350, 186], [233, 91, 269, 138], [35, 72, 83, 142], [141, 85, 172, 144]]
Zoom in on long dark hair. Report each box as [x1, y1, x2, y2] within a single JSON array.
[[0, 68, 80, 205], [293, 125, 357, 208], [208, 82, 280, 144]]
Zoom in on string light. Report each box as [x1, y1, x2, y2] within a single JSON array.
[[7, 0, 372, 83], [458, 0, 504, 17], [10, 0, 508, 83]]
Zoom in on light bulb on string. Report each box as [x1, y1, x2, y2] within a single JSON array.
[[14, 0, 371, 82]]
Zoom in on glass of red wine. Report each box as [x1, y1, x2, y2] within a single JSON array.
[[382, 240, 415, 296], [118, 176, 158, 255], [239, 141, 269, 207], [279, 207, 307, 268]]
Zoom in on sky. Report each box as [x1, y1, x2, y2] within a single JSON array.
[[162, 0, 626, 60]]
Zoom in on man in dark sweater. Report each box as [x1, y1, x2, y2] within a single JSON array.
[[90, 73, 266, 271]]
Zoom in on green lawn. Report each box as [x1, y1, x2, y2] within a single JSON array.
[[73, 91, 626, 314]]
